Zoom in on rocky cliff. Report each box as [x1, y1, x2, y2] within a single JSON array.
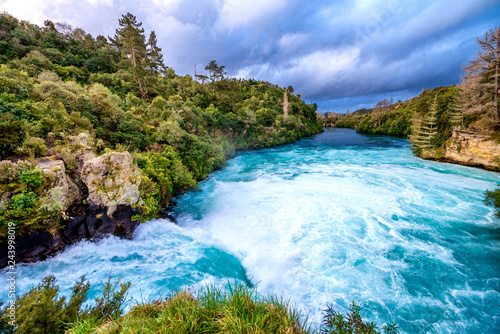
[[81, 151, 143, 239], [0, 136, 144, 268], [444, 130, 500, 171], [420, 130, 500, 171]]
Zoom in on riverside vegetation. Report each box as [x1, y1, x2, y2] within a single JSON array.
[[0, 275, 399, 334], [0, 12, 321, 251], [322, 26, 500, 215], [0, 11, 400, 334]]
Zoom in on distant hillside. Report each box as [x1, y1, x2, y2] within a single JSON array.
[[324, 85, 463, 144]]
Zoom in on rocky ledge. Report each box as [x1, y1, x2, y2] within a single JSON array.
[[445, 130, 500, 170], [421, 130, 500, 171], [0, 135, 144, 268]]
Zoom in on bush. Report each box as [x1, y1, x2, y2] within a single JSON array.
[[321, 302, 399, 334], [21, 137, 48, 158], [0, 276, 89, 334], [0, 275, 130, 334], [484, 186, 500, 217], [69, 283, 310, 334]]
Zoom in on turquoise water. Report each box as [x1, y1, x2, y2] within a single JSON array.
[[2, 128, 499, 333]]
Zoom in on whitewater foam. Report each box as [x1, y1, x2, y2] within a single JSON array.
[[1, 128, 499, 333]]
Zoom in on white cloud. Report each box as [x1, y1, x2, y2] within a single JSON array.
[[151, 0, 182, 13], [216, 0, 286, 30], [278, 33, 308, 54]]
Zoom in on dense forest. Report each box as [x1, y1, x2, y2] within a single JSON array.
[[0, 12, 322, 236], [324, 85, 465, 153]]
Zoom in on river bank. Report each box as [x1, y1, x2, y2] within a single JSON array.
[[2, 128, 498, 333]]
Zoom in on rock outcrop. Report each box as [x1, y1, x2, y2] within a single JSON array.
[[81, 151, 143, 239], [37, 159, 84, 214], [445, 130, 500, 171], [0, 141, 144, 268]]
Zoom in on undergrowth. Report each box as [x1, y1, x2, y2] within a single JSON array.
[[0, 276, 399, 334]]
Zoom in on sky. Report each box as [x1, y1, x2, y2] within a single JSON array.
[[1, 0, 499, 112]]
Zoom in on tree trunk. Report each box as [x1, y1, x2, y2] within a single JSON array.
[[130, 41, 136, 67], [494, 61, 499, 123], [494, 28, 499, 123], [283, 89, 289, 122]]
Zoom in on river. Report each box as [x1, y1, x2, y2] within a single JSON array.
[[2, 128, 499, 333]]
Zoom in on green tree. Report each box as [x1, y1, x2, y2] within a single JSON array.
[[110, 13, 149, 98], [448, 95, 463, 128], [146, 31, 165, 75], [484, 186, 500, 217], [205, 60, 226, 82], [410, 96, 439, 150]]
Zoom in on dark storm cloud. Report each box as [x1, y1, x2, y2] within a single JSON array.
[[4, 0, 500, 111]]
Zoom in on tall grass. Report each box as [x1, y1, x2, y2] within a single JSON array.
[[68, 283, 310, 333], [1, 276, 398, 333]]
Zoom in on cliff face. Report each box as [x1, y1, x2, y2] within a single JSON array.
[[444, 130, 500, 171], [419, 130, 500, 171]]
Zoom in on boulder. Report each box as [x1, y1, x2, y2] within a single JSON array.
[[0, 149, 145, 268], [81, 151, 142, 239], [69, 133, 96, 179], [37, 159, 83, 213]]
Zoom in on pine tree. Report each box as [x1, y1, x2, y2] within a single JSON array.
[[205, 60, 226, 82], [146, 31, 166, 75], [462, 26, 500, 124], [110, 13, 149, 98], [448, 95, 463, 128], [410, 96, 439, 149], [409, 116, 427, 149]]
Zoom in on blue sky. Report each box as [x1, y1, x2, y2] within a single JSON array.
[[2, 0, 500, 112]]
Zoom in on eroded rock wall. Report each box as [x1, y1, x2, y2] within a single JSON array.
[[445, 130, 500, 171]]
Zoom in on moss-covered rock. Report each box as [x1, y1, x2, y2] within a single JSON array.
[[81, 151, 143, 239]]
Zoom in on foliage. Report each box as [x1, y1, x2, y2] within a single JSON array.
[[87, 276, 131, 320], [484, 186, 500, 217], [0, 274, 399, 334], [410, 95, 440, 150], [321, 302, 399, 334], [68, 283, 310, 334], [462, 26, 500, 127], [0, 276, 89, 334], [0, 164, 55, 235], [0, 11, 322, 232], [0, 275, 130, 334]]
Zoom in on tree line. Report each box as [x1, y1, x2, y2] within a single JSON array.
[[0, 11, 322, 235]]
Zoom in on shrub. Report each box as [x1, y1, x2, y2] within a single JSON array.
[[21, 137, 48, 158], [0, 276, 89, 334], [0, 161, 30, 184], [484, 186, 500, 217], [321, 302, 399, 334], [0, 275, 130, 334]]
